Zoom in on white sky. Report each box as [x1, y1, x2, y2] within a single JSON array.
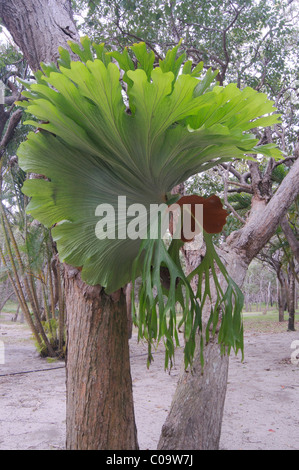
[[0, 27, 13, 45]]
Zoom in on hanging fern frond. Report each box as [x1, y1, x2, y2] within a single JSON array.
[[17, 37, 282, 368]]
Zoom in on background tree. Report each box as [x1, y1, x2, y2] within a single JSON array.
[[0, 36, 66, 356], [191, 161, 298, 325]]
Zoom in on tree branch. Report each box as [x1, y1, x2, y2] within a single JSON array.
[[219, 6, 245, 82], [273, 155, 297, 169], [228, 156, 299, 262], [169, 0, 181, 43], [219, 164, 246, 224], [220, 162, 242, 181], [0, 108, 23, 159], [185, 47, 225, 68], [225, 180, 253, 192]]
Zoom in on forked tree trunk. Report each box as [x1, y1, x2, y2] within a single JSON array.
[[158, 249, 248, 450], [65, 266, 138, 450], [158, 340, 230, 450], [159, 157, 299, 450], [287, 261, 296, 331]]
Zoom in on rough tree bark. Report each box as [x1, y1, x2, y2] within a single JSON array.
[[281, 216, 299, 265], [65, 266, 138, 450], [0, 0, 79, 71], [277, 269, 287, 322], [279, 207, 299, 329], [158, 156, 299, 450], [0, 0, 139, 450], [287, 260, 296, 331]]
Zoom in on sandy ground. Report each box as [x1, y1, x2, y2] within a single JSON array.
[[0, 317, 298, 450]]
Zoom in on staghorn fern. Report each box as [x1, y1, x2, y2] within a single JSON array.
[[17, 37, 281, 369]]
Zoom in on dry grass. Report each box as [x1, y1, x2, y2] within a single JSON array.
[[242, 310, 299, 334]]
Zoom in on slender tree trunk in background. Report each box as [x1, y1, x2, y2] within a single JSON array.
[[277, 271, 287, 322], [281, 216, 299, 265], [263, 281, 271, 315], [0, 291, 14, 313], [65, 266, 138, 450], [287, 261, 296, 331], [278, 288, 286, 322], [281, 215, 299, 330]]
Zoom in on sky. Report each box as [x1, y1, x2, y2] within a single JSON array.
[[0, 27, 12, 45]]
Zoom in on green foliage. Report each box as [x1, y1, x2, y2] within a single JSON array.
[[1, 160, 50, 276], [17, 38, 281, 368], [228, 193, 252, 212], [34, 319, 63, 357], [132, 231, 244, 369], [0, 42, 23, 74], [271, 164, 289, 184], [18, 37, 280, 290], [72, 0, 298, 85], [72, 0, 299, 153]]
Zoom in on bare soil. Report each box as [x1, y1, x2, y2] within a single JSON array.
[[0, 315, 298, 450]]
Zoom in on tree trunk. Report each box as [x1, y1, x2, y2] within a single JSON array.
[[277, 270, 287, 322], [278, 288, 285, 322], [1, 0, 139, 450], [0, 0, 79, 71], [0, 290, 14, 313], [159, 157, 299, 450], [158, 339, 229, 450], [65, 266, 138, 450], [281, 216, 299, 264], [287, 261, 296, 331], [158, 249, 248, 450], [4, 0, 299, 451]]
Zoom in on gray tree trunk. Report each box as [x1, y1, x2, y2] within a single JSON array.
[[158, 339, 229, 450], [158, 247, 248, 450], [159, 157, 299, 450], [0, 0, 79, 71], [277, 270, 287, 322]]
